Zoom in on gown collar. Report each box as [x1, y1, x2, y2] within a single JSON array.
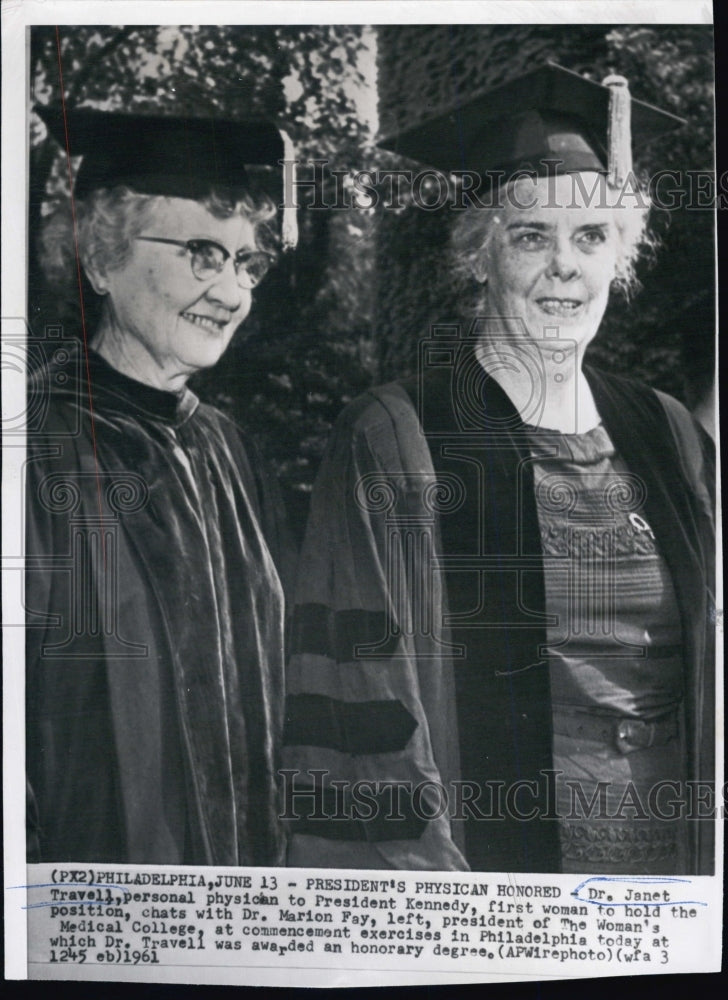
[[81, 347, 200, 426]]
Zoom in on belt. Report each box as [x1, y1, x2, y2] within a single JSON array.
[[552, 710, 679, 755]]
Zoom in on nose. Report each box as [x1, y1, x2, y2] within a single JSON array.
[[206, 258, 247, 312], [547, 236, 580, 281]]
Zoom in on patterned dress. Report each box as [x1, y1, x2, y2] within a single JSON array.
[[527, 423, 686, 873]]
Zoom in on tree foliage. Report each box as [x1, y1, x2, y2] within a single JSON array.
[[587, 25, 715, 403]]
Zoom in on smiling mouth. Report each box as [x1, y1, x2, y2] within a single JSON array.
[[536, 297, 583, 317], [181, 311, 229, 334]]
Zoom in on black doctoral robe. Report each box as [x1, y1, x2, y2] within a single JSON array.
[[26, 344, 288, 866], [283, 347, 715, 873]]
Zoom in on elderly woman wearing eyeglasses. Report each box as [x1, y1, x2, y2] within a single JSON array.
[[25, 106, 296, 866]]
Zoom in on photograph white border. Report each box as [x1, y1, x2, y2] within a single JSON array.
[[3, 0, 721, 987]]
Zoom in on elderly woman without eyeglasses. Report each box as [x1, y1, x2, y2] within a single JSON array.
[[282, 66, 715, 875], [26, 106, 296, 865]]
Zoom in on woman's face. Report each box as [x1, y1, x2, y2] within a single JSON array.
[[99, 197, 256, 381], [482, 172, 620, 357]]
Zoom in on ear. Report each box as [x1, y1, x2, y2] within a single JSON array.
[[471, 253, 488, 285]]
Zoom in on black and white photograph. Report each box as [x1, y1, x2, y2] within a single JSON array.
[[2, 0, 721, 988]]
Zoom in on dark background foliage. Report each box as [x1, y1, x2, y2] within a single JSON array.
[[29, 24, 715, 542]]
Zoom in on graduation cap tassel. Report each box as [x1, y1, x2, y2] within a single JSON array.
[[603, 74, 632, 189], [279, 128, 299, 251]]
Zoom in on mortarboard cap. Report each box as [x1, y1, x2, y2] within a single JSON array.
[[35, 103, 298, 248], [378, 63, 684, 190]]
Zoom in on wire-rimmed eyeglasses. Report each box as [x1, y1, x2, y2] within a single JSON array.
[[136, 236, 275, 289]]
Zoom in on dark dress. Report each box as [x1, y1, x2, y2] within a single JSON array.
[[26, 345, 288, 865], [283, 350, 715, 873]]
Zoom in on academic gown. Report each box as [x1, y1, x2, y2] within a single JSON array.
[[26, 345, 287, 866], [282, 350, 715, 874]]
